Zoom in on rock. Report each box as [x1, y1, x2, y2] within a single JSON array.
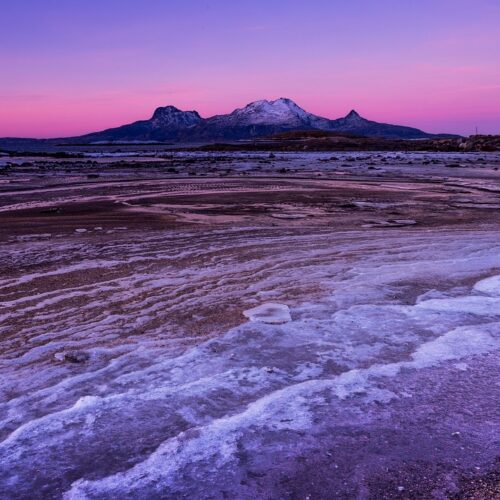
[[54, 351, 90, 363], [243, 302, 292, 324], [40, 206, 62, 214]]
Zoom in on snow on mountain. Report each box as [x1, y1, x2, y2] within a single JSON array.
[[63, 98, 458, 142], [207, 98, 332, 129]]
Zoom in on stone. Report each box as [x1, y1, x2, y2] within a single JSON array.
[[54, 351, 90, 363]]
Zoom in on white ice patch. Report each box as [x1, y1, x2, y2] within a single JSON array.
[[243, 302, 292, 324], [473, 274, 500, 297], [72, 395, 102, 410], [415, 295, 500, 316], [411, 324, 499, 368]]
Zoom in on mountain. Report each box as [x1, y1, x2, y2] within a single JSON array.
[[76, 106, 202, 143], [206, 98, 333, 128], [60, 98, 458, 143], [327, 110, 448, 139], [185, 98, 337, 141]]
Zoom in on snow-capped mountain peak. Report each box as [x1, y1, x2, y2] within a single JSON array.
[[219, 97, 328, 127], [73, 98, 455, 142]]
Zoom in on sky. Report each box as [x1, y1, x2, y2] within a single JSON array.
[[0, 0, 499, 138]]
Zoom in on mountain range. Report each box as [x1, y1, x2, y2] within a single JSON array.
[[32, 98, 461, 143]]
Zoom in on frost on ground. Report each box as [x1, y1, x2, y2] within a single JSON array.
[[0, 155, 499, 498], [1, 227, 499, 499]]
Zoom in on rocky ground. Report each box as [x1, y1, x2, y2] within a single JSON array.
[[0, 151, 499, 499]]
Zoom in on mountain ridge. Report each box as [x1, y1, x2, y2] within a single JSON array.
[[5, 98, 461, 143]]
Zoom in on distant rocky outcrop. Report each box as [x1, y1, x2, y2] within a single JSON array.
[[458, 135, 500, 151], [196, 130, 472, 153]]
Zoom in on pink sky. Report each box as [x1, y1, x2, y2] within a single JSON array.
[[1, 0, 499, 138]]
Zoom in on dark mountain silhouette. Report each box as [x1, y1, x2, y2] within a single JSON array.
[[5, 98, 460, 144], [77, 106, 203, 143], [327, 109, 446, 139]]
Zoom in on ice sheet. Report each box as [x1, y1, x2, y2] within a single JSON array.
[[1, 227, 499, 498]]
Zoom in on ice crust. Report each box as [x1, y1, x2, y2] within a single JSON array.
[[0, 229, 499, 498], [473, 274, 500, 296], [416, 295, 500, 315], [243, 302, 292, 324]]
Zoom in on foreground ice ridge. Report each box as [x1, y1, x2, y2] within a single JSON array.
[[64, 324, 499, 499], [1, 230, 499, 498], [5, 273, 500, 498]]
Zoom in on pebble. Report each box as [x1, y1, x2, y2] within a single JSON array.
[[54, 351, 90, 363]]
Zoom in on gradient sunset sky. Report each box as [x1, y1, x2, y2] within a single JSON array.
[[1, 0, 499, 138]]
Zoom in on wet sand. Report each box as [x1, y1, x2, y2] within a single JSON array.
[[1, 152, 499, 498]]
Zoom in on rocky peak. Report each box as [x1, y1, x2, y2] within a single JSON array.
[[224, 98, 317, 126], [345, 109, 362, 120], [241, 98, 302, 113], [71, 98, 449, 142], [150, 105, 202, 129], [151, 105, 181, 118]]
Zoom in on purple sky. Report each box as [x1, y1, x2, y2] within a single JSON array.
[[1, 0, 499, 137]]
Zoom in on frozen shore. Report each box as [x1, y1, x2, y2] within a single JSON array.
[[1, 153, 499, 498]]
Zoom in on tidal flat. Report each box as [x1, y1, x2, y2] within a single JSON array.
[[1, 151, 499, 498]]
